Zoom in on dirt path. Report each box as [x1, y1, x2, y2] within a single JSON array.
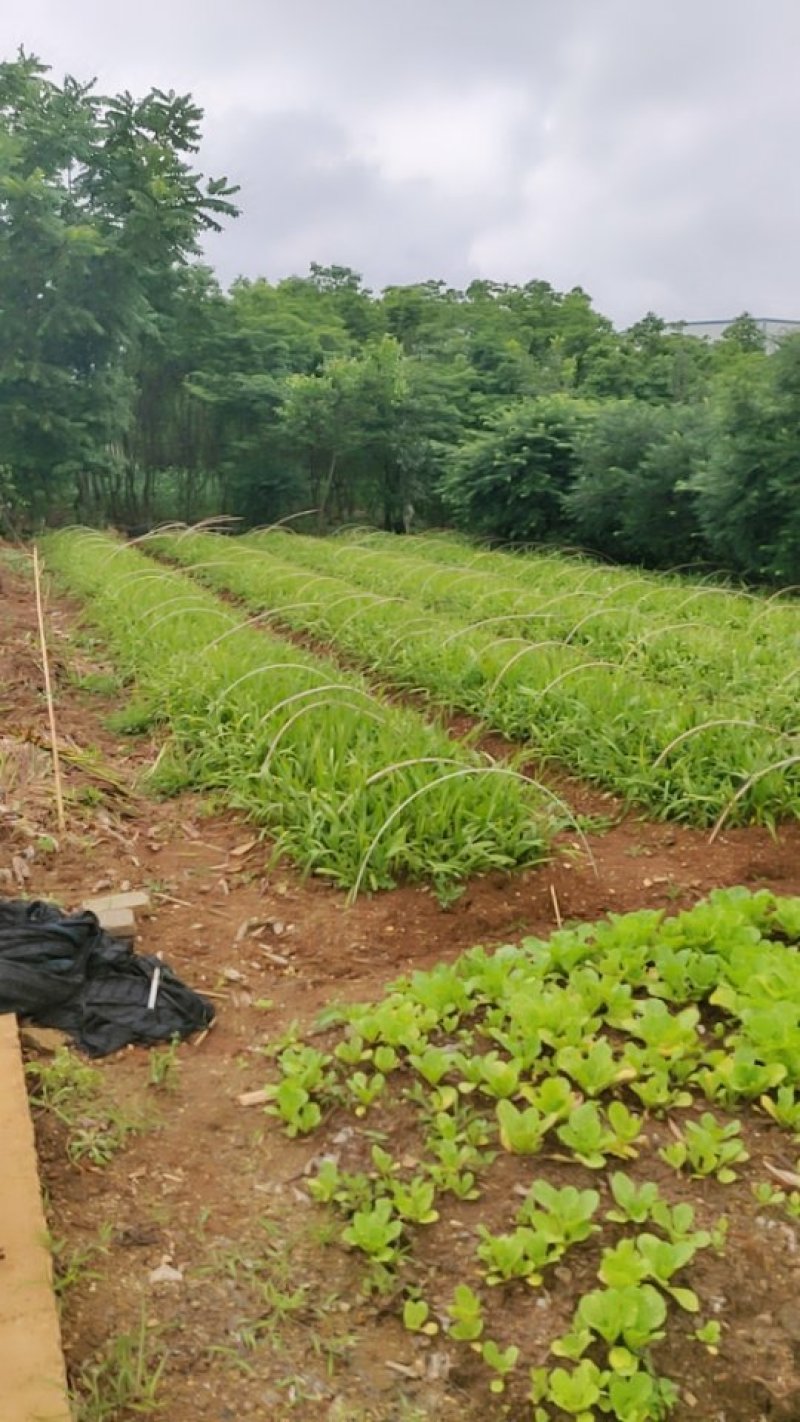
[[2, 555, 799, 1421]]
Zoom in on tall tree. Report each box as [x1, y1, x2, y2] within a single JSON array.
[[440, 395, 596, 543], [696, 338, 800, 583], [0, 50, 238, 519], [567, 402, 711, 567]]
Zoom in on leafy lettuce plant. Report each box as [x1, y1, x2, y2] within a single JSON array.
[[659, 1112, 749, 1182], [557, 1101, 642, 1168], [342, 1198, 403, 1264], [516, 1180, 600, 1247]]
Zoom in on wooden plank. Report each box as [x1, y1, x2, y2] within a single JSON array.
[[0, 1015, 71, 1422]]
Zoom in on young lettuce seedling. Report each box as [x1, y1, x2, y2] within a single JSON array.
[[447, 1283, 484, 1342], [496, 1100, 549, 1155], [342, 1198, 403, 1264], [546, 1359, 606, 1418], [476, 1224, 558, 1286], [659, 1111, 749, 1182], [516, 1180, 601, 1246], [557, 1101, 642, 1169], [606, 1173, 662, 1225], [402, 1298, 438, 1335], [481, 1339, 519, 1395]]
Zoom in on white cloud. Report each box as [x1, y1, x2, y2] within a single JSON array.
[[351, 86, 530, 195]]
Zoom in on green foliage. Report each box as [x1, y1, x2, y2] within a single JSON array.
[[0, 50, 237, 522], [439, 394, 596, 541], [175, 526, 799, 827], [342, 1198, 403, 1264], [70, 1309, 166, 1421], [447, 1283, 484, 1342], [659, 1112, 749, 1182], [567, 401, 711, 568], [0, 52, 791, 585], [26, 1047, 141, 1165], [697, 340, 800, 583], [258, 889, 800, 1417], [45, 530, 551, 891]]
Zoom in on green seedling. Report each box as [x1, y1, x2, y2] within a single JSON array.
[[659, 1111, 749, 1182], [373, 1045, 399, 1073], [147, 1037, 181, 1092], [409, 1045, 454, 1086], [579, 1283, 667, 1364], [694, 1319, 722, 1353], [517, 1180, 600, 1247], [557, 1101, 641, 1168], [521, 1073, 577, 1120], [476, 1051, 522, 1099], [752, 1179, 786, 1208], [496, 1099, 549, 1154], [694, 1047, 785, 1105], [649, 1199, 710, 1248], [481, 1339, 519, 1394], [621, 1000, 701, 1062], [760, 1085, 800, 1132], [389, 1177, 439, 1225], [447, 1283, 484, 1342], [557, 1039, 627, 1096], [752, 1180, 800, 1220], [342, 1199, 402, 1264], [402, 1298, 438, 1335], [634, 1233, 701, 1312], [307, 1161, 373, 1212], [649, 944, 722, 1002], [264, 1078, 322, 1136], [425, 1135, 481, 1199], [626, 1054, 693, 1112], [371, 1144, 398, 1179], [546, 1359, 606, 1418], [599, 1238, 650, 1290], [606, 1173, 662, 1225], [276, 1044, 334, 1093], [334, 1033, 367, 1066], [476, 1224, 557, 1286], [606, 1369, 678, 1421], [346, 1070, 386, 1114]]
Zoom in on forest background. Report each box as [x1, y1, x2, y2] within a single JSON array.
[[2, 53, 798, 585]]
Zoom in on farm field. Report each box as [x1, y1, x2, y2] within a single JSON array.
[[151, 527, 799, 829], [2, 542, 799, 1422], [43, 530, 552, 894]]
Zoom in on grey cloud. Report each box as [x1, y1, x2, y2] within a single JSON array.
[[201, 107, 525, 291], [2, 0, 800, 323]]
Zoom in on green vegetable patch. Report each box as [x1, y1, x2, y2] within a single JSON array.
[[261, 887, 800, 1419]]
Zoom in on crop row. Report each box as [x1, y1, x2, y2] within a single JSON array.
[[151, 530, 799, 827], [249, 530, 799, 702], [43, 531, 550, 892]]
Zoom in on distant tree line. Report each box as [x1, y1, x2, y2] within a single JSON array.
[[1, 53, 798, 584]]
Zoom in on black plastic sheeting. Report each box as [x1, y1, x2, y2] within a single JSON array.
[[0, 898, 214, 1056]]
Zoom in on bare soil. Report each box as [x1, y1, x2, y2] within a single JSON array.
[[2, 556, 800, 1422]]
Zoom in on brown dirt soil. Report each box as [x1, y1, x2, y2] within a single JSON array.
[[2, 552, 800, 1422]]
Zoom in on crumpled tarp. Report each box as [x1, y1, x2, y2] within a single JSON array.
[[0, 897, 214, 1056]]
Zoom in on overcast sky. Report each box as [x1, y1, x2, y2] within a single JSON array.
[[3, 0, 798, 325]]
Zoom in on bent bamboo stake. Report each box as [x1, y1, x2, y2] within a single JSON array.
[[32, 545, 66, 835]]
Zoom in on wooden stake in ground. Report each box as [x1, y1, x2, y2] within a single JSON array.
[[32, 546, 66, 836]]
